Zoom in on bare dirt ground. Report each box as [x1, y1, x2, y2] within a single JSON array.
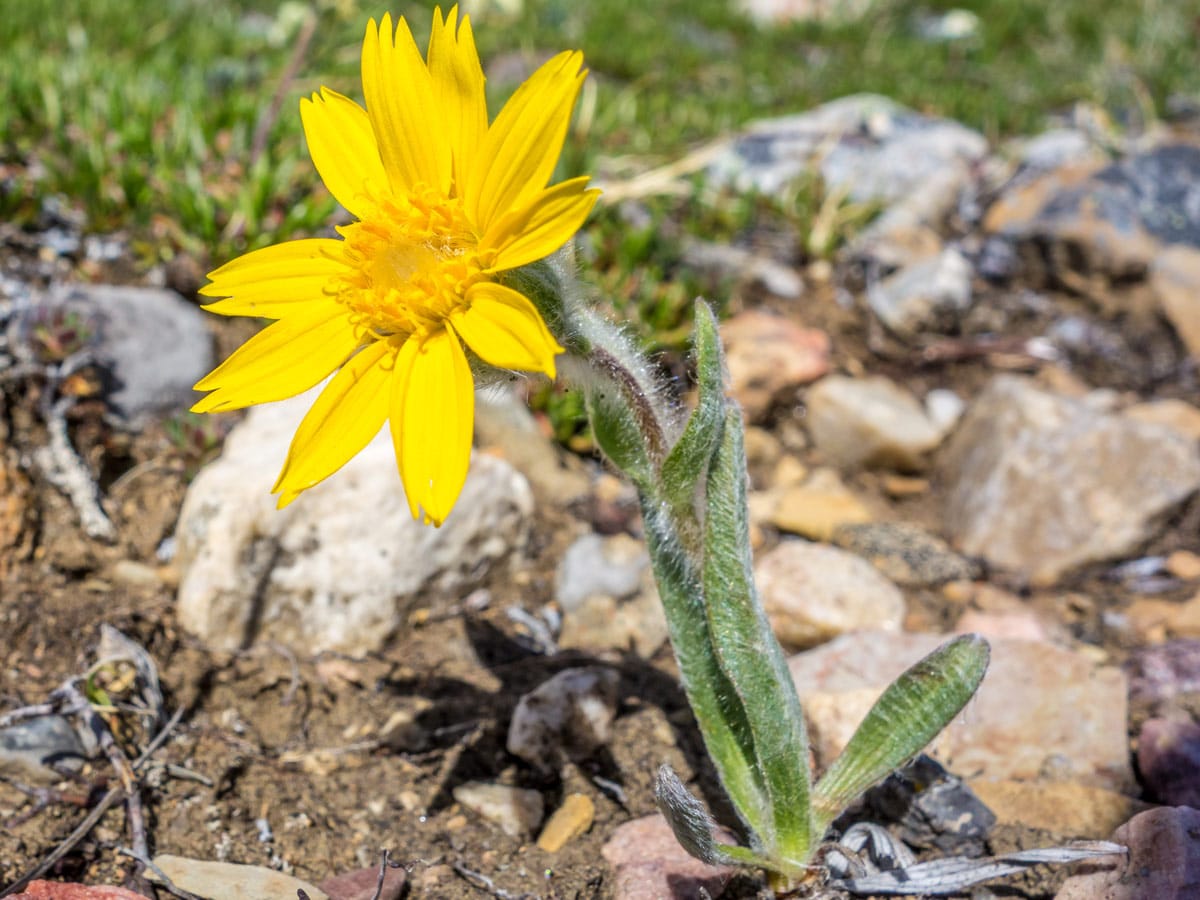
[[1, 230, 1195, 899]]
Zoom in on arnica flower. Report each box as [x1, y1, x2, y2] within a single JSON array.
[[192, 7, 598, 525]]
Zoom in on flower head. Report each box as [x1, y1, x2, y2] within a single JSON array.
[[192, 6, 598, 525]]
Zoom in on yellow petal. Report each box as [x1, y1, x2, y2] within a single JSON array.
[[389, 328, 474, 525], [300, 87, 389, 219], [465, 50, 586, 231], [192, 306, 360, 413], [452, 283, 563, 377], [361, 13, 450, 194], [484, 177, 600, 271], [273, 339, 393, 507], [427, 5, 487, 190], [199, 239, 349, 318]]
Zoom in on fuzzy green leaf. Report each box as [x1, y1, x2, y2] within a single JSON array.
[[654, 764, 776, 870], [811, 634, 990, 833], [587, 385, 654, 488], [639, 492, 770, 839], [702, 407, 813, 867], [660, 300, 725, 512]]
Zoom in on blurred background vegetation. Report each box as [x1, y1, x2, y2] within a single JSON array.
[[1, 0, 1197, 354]]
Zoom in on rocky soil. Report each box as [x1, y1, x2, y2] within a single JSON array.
[[3, 95, 1200, 899]]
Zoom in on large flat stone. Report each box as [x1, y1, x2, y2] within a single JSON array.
[[788, 631, 1134, 791], [940, 376, 1200, 584]]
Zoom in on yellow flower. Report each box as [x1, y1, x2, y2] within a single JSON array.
[[192, 6, 598, 525]]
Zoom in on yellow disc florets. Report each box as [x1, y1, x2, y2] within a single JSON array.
[[334, 186, 483, 340]]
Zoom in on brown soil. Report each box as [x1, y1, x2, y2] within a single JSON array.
[[1, 239, 1192, 898]]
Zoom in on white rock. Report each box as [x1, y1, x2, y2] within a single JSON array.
[[755, 541, 905, 649], [452, 781, 545, 839], [868, 247, 974, 339], [788, 631, 1134, 791], [709, 95, 987, 203], [1013, 128, 1105, 172], [176, 391, 534, 655], [737, 0, 875, 25], [555, 533, 649, 611], [805, 374, 946, 470], [941, 375, 1200, 584], [924, 388, 966, 437], [149, 855, 327, 900]]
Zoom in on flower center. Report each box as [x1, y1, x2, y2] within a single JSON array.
[[334, 187, 483, 340]]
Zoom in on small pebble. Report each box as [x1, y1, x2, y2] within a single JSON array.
[[320, 863, 407, 900], [452, 782, 544, 838], [537, 792, 595, 852], [1166, 550, 1200, 580], [883, 474, 930, 497]]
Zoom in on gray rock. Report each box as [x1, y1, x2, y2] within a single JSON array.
[[856, 755, 994, 854], [788, 631, 1134, 791], [941, 376, 1200, 584], [149, 854, 327, 900], [555, 533, 649, 611], [986, 143, 1200, 283], [679, 237, 804, 299], [506, 667, 620, 771], [1012, 128, 1106, 173], [831, 522, 978, 587], [452, 782, 545, 839], [709, 95, 988, 203], [21, 283, 212, 425], [1055, 806, 1200, 900], [755, 540, 905, 649], [601, 814, 736, 900], [806, 374, 947, 471], [1089, 144, 1200, 247], [175, 390, 534, 655], [0, 715, 88, 783], [867, 247, 974, 339], [1137, 718, 1200, 808]]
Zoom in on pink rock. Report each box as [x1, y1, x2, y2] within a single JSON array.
[[602, 814, 735, 900], [1137, 718, 1200, 808], [788, 631, 1133, 790], [719, 311, 830, 421], [1055, 806, 1200, 899], [10, 883, 148, 899], [319, 863, 407, 900], [955, 609, 1051, 643]]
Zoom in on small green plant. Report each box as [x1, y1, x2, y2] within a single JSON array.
[[546, 288, 991, 890], [163, 411, 226, 480], [26, 306, 96, 363]]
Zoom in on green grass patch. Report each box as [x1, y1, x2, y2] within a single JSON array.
[[0, 0, 1196, 264]]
